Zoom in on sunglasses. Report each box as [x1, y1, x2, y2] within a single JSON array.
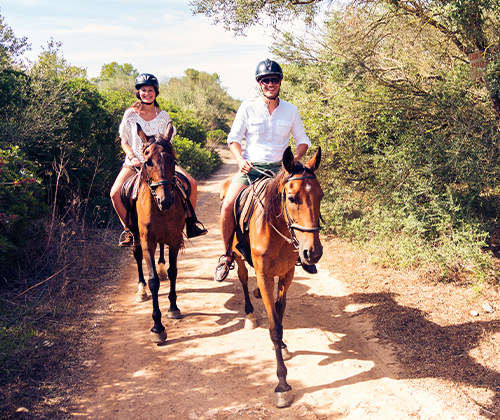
[[259, 77, 281, 85]]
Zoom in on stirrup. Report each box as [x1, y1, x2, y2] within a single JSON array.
[[214, 254, 235, 282]]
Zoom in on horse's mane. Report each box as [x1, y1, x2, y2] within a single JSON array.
[[262, 161, 306, 224]]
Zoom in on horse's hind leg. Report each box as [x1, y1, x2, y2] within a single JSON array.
[[235, 255, 256, 329], [166, 245, 182, 319], [143, 242, 167, 343], [133, 244, 148, 302], [158, 243, 167, 280]]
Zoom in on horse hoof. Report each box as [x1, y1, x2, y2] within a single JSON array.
[[136, 284, 148, 302], [282, 347, 292, 361], [244, 313, 258, 329], [150, 329, 167, 344], [158, 264, 167, 280], [167, 310, 182, 319], [253, 287, 262, 299], [274, 390, 293, 408]]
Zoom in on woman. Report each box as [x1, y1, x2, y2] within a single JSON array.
[[110, 73, 207, 246]]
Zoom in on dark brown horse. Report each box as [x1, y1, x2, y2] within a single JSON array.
[[223, 146, 323, 407], [132, 123, 185, 344]]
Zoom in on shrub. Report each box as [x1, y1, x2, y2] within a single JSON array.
[[0, 147, 47, 278], [173, 136, 221, 179]]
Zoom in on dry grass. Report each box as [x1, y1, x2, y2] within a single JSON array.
[[0, 226, 127, 420]]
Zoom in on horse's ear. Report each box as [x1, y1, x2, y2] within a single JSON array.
[[136, 123, 149, 144], [306, 147, 321, 172], [282, 146, 295, 173], [165, 122, 174, 142]]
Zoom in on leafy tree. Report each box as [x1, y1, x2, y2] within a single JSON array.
[[163, 68, 239, 132], [191, 0, 322, 34], [100, 61, 138, 80], [0, 11, 30, 68], [192, 0, 500, 127]]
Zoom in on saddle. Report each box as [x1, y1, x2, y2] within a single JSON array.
[[233, 177, 271, 267], [120, 170, 191, 233]]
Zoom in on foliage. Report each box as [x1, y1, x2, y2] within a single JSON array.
[[0, 12, 30, 68], [206, 128, 228, 145], [191, 0, 323, 34], [0, 147, 46, 276], [100, 61, 138, 80], [158, 98, 208, 146], [96, 62, 139, 93], [162, 68, 239, 132], [173, 136, 222, 179]]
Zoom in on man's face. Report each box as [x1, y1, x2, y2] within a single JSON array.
[[259, 76, 281, 99]]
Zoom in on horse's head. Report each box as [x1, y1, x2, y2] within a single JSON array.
[[282, 146, 323, 266], [137, 123, 177, 211]]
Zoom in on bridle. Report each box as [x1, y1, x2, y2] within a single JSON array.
[[280, 168, 322, 248], [250, 166, 322, 249], [141, 140, 176, 207]]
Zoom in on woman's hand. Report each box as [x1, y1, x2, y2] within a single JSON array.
[[130, 157, 141, 167]]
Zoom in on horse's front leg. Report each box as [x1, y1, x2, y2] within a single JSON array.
[[166, 244, 182, 319], [276, 268, 295, 361], [143, 240, 167, 343], [256, 271, 293, 408], [133, 242, 148, 302], [158, 243, 167, 280]]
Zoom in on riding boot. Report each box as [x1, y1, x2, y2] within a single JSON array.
[[185, 216, 208, 238]]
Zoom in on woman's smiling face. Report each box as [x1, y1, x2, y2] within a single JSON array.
[[138, 85, 156, 103]]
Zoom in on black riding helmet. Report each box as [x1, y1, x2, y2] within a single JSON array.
[[255, 59, 283, 81], [135, 73, 159, 90]]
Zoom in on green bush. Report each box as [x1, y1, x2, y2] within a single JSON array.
[[206, 129, 227, 145], [173, 136, 221, 179], [0, 147, 47, 277]]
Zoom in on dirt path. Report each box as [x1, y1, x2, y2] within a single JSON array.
[[72, 152, 482, 420]]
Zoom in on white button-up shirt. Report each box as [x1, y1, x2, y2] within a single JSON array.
[[227, 97, 311, 162]]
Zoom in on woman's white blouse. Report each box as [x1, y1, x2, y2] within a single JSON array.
[[119, 108, 176, 165]]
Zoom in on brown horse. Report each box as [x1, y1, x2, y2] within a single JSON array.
[[132, 123, 185, 344], [223, 146, 323, 407]]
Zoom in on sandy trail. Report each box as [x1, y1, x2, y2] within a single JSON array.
[[72, 152, 470, 420]]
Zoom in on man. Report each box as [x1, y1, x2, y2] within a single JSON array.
[[214, 58, 317, 282]]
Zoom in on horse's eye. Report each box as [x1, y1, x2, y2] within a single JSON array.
[[287, 195, 296, 204]]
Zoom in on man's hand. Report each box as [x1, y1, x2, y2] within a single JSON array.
[[237, 158, 253, 174]]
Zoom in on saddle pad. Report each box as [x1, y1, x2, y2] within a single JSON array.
[[235, 177, 270, 233], [121, 171, 190, 204], [174, 172, 190, 202], [121, 172, 141, 203]]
